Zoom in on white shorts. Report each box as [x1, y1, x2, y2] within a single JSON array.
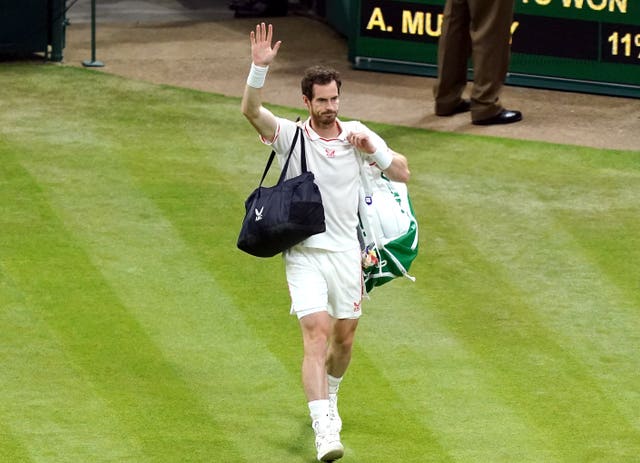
[[284, 245, 364, 320]]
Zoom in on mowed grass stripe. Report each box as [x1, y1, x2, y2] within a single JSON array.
[[0, 277, 148, 462], [337, 344, 457, 462], [562, 213, 640, 310], [421, 144, 640, 425], [11, 144, 309, 461], [1, 151, 244, 461], [412, 149, 640, 458], [0, 419, 33, 463], [423, 160, 640, 359], [558, 213, 640, 432], [422, 208, 636, 462], [356, 283, 562, 462], [0, 67, 312, 461]]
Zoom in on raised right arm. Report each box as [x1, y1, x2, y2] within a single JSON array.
[[241, 23, 281, 142]]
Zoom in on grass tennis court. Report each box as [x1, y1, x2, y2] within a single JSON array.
[[1, 63, 639, 462]]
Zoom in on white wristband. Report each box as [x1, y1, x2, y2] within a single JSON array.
[[370, 147, 393, 170], [246, 63, 269, 88]]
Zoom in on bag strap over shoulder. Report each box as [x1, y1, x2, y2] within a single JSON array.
[[278, 125, 307, 183], [257, 124, 306, 188]]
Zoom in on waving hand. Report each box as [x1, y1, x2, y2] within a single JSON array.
[[250, 22, 282, 66]]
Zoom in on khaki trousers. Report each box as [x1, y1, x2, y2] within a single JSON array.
[[433, 0, 515, 121]]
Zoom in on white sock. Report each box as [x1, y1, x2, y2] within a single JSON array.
[[308, 399, 330, 423], [327, 374, 343, 395]]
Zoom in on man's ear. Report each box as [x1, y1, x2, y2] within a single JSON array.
[[302, 95, 311, 109]]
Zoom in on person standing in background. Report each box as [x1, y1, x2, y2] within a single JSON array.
[[433, 0, 523, 125]]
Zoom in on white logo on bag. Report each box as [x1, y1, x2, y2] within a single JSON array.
[[255, 206, 264, 222]]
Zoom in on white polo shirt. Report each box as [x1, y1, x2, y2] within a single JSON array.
[[262, 117, 388, 252]]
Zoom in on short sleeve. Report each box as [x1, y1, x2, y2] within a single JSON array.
[[260, 117, 299, 155]]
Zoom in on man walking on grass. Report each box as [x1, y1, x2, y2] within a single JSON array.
[[240, 23, 410, 461]]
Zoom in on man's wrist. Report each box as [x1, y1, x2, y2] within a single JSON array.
[[246, 63, 269, 88], [370, 147, 393, 170]]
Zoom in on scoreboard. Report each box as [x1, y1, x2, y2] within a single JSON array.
[[348, 0, 640, 98]]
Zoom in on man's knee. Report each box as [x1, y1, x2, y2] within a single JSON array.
[[333, 318, 358, 339], [331, 320, 358, 353], [300, 313, 331, 350], [334, 332, 355, 349]]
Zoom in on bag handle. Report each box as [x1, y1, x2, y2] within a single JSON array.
[[257, 124, 305, 188], [277, 125, 307, 183]]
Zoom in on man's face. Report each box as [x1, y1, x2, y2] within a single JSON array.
[[304, 81, 340, 128]]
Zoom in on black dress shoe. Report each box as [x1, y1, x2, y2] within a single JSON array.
[[436, 99, 471, 117], [473, 109, 522, 126]]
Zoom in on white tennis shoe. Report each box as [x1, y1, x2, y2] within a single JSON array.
[[313, 419, 344, 462]]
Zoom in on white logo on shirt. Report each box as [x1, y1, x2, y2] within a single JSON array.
[[255, 207, 264, 221]]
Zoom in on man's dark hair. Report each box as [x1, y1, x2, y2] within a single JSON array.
[[301, 66, 342, 100]]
